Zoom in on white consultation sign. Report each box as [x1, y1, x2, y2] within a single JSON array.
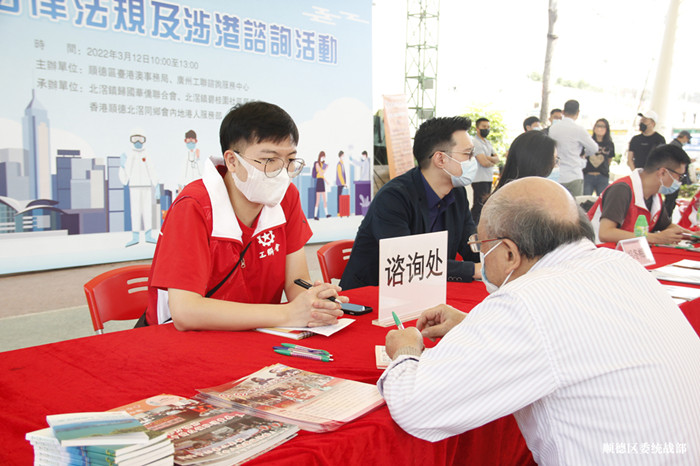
[[375, 231, 447, 327], [616, 236, 655, 267]]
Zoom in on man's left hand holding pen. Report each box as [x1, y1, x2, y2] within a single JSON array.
[[385, 311, 423, 360], [287, 279, 347, 328]]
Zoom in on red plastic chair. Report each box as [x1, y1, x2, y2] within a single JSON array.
[[316, 240, 354, 283], [83, 264, 151, 334]]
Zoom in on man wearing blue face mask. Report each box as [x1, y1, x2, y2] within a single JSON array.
[[377, 177, 700, 465], [587, 143, 692, 244], [340, 116, 481, 290]]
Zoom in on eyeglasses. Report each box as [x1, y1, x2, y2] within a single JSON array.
[[467, 234, 504, 253], [665, 167, 688, 184], [236, 152, 305, 178], [431, 148, 475, 160]]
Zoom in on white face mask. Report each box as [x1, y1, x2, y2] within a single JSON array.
[[479, 241, 514, 294], [233, 152, 290, 207], [443, 154, 478, 187]]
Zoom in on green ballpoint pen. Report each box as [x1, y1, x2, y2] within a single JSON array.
[[391, 311, 405, 330], [274, 348, 333, 362], [280, 342, 331, 356]]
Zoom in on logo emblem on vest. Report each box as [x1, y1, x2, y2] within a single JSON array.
[[258, 231, 280, 259]]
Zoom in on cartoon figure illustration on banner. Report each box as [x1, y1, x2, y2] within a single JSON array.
[[336, 150, 348, 217], [351, 149, 372, 216], [312, 150, 329, 220], [120, 130, 158, 247], [350, 150, 371, 181], [183, 129, 201, 188]]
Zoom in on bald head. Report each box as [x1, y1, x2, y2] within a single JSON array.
[[493, 177, 579, 225], [480, 177, 594, 259]]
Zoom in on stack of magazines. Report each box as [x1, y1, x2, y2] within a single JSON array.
[[25, 411, 173, 465], [114, 394, 299, 465], [26, 395, 300, 465], [196, 363, 385, 433], [651, 259, 700, 285]]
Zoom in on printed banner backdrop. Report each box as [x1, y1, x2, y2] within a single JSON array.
[[0, 0, 372, 274]]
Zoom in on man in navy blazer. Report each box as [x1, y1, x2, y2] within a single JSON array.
[[340, 116, 482, 290]]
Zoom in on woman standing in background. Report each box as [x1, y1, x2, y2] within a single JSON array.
[[583, 118, 615, 196]]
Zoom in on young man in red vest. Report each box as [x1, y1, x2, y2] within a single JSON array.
[[145, 102, 346, 330], [588, 144, 691, 244]]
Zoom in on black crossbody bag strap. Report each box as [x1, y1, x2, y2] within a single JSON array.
[[205, 241, 252, 298], [142, 241, 253, 327]]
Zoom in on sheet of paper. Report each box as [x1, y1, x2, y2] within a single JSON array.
[[651, 262, 700, 285], [661, 284, 700, 301], [375, 345, 391, 369], [276, 318, 355, 337], [672, 259, 700, 270]]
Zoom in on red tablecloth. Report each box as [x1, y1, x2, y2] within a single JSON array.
[[605, 244, 700, 330], [2, 245, 698, 466], [0, 282, 533, 466]]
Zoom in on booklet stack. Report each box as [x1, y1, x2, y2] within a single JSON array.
[[114, 394, 299, 465], [651, 259, 700, 286], [196, 363, 385, 433], [25, 411, 173, 466], [26, 395, 300, 465]]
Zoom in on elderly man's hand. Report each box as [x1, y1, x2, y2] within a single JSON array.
[[416, 304, 467, 341], [385, 327, 424, 359]]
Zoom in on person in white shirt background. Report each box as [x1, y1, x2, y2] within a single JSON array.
[[548, 100, 599, 197], [378, 176, 700, 466]]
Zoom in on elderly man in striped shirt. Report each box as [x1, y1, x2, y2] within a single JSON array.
[[378, 177, 700, 465]]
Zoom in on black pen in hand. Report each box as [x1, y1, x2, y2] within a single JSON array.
[[294, 278, 337, 302], [293, 279, 373, 315]]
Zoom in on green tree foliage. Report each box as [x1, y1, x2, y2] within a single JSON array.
[[461, 107, 508, 158]]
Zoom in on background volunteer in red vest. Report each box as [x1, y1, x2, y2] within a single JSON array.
[[145, 101, 346, 330], [587, 144, 691, 244]]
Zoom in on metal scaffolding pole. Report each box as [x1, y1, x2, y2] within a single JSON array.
[[404, 0, 440, 133]]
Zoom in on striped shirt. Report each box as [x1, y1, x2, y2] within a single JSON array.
[[378, 239, 700, 465]]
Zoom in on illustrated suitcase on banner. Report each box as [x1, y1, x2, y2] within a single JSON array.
[[338, 194, 350, 217]]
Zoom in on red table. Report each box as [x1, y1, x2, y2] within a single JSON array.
[[606, 244, 700, 330], [0, 282, 533, 466], [2, 245, 698, 466]]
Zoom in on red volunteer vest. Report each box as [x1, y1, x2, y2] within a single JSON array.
[[587, 175, 661, 232]]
